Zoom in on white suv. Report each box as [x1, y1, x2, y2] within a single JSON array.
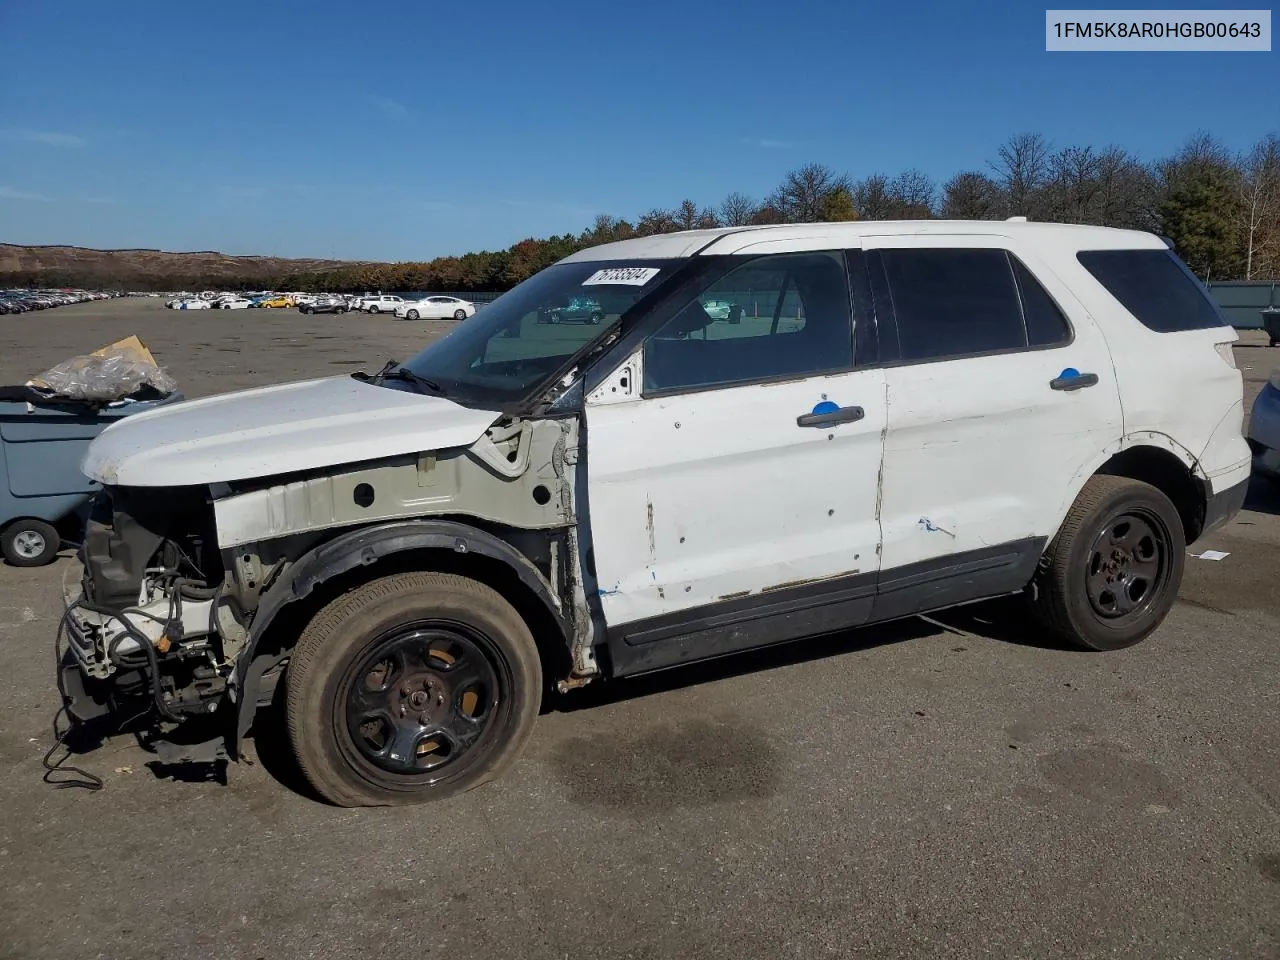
[[60, 220, 1250, 807], [358, 295, 405, 314]]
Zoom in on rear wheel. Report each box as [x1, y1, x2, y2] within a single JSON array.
[[1030, 475, 1184, 651], [454, 309, 467, 320], [1, 518, 61, 567], [285, 572, 542, 807], [368, 305, 379, 314], [589, 312, 602, 324]]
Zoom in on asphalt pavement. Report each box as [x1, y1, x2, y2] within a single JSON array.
[[1, 299, 1278, 960]]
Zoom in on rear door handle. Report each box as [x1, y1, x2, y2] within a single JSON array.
[[797, 405, 865, 427], [1050, 370, 1099, 391]]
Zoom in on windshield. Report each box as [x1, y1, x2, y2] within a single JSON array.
[[398, 259, 681, 406]]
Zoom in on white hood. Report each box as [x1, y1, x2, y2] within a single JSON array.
[[82, 376, 502, 487]]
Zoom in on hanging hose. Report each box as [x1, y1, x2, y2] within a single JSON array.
[[74, 598, 182, 722], [42, 611, 105, 792]]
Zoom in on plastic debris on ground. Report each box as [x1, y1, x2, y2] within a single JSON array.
[[23, 335, 178, 404], [1191, 550, 1231, 561]]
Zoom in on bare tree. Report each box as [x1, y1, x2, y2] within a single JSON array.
[[1237, 134, 1280, 279], [672, 198, 719, 231], [1093, 146, 1159, 230], [1042, 145, 1103, 222], [635, 208, 679, 236], [719, 192, 759, 227], [990, 132, 1051, 216], [750, 203, 787, 225], [770, 163, 853, 223], [852, 174, 892, 220], [940, 171, 1003, 219], [887, 169, 936, 218], [580, 214, 635, 245]]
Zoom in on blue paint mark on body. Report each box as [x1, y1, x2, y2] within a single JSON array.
[[812, 400, 840, 415]]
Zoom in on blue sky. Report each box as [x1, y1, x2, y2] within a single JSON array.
[[0, 0, 1275, 261]]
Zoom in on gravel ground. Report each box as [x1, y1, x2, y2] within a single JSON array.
[[0, 298, 1278, 960]]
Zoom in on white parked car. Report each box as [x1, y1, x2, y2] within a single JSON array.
[[59, 220, 1249, 808], [173, 298, 211, 310], [220, 297, 254, 310], [395, 296, 477, 321], [359, 295, 406, 315]]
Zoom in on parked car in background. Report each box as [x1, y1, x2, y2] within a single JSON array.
[[361, 295, 406, 315], [173, 298, 211, 310], [220, 297, 254, 310], [257, 296, 293, 309], [395, 296, 476, 321], [540, 295, 603, 324], [1248, 366, 1280, 482], [299, 296, 349, 314]]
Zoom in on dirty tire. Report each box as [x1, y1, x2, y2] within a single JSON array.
[[1, 518, 60, 567], [1031, 475, 1185, 651], [285, 572, 541, 807]]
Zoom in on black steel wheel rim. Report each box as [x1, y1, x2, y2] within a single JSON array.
[[1085, 508, 1169, 622], [338, 620, 507, 783]]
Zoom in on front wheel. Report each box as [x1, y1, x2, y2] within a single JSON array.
[[589, 312, 602, 324], [2, 518, 61, 567], [285, 572, 542, 807], [1030, 475, 1185, 651], [406, 309, 419, 320]]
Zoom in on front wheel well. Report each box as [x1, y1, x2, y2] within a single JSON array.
[[252, 547, 573, 687], [1093, 445, 1206, 544]]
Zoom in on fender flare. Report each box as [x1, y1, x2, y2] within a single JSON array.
[[231, 518, 569, 752], [1046, 431, 1208, 545]]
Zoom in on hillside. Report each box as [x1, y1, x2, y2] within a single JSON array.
[[0, 243, 367, 290]]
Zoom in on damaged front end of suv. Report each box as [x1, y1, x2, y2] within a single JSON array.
[[59, 404, 596, 767]]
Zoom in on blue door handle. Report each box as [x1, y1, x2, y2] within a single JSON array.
[[797, 405, 865, 427], [1050, 369, 1099, 391]]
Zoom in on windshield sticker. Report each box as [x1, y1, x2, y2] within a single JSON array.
[[582, 266, 660, 287]]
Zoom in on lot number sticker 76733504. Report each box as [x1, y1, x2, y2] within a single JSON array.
[[582, 267, 661, 286]]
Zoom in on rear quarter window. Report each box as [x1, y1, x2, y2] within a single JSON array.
[[1076, 249, 1229, 333]]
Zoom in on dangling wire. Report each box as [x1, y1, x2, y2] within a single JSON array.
[[41, 612, 104, 791]]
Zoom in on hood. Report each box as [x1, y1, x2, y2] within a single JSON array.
[[82, 376, 502, 487]]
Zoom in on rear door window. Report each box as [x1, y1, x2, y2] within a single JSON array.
[[872, 248, 1072, 363], [1076, 249, 1229, 332]]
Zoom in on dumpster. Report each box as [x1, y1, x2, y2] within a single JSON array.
[[0, 389, 184, 566], [1263, 307, 1280, 347]]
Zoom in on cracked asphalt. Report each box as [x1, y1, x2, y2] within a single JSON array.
[[1, 299, 1278, 960]]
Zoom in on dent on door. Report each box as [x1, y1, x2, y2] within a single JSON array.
[[584, 349, 887, 630]]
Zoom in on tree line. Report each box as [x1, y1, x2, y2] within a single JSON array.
[[4, 130, 1277, 293]]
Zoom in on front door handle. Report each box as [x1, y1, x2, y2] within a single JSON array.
[[797, 405, 865, 427], [1050, 370, 1099, 391]]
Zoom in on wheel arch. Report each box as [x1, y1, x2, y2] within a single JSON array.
[[232, 519, 573, 755], [1050, 433, 1209, 551]]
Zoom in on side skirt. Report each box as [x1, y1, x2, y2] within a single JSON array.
[[604, 537, 1046, 678]]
